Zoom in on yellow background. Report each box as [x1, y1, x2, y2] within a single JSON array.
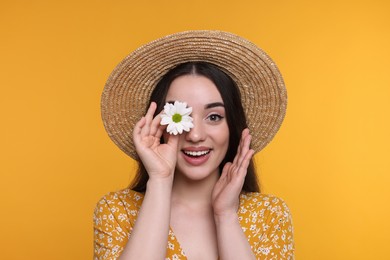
[[1, 0, 389, 259]]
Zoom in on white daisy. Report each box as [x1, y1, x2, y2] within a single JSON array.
[[160, 101, 194, 135]]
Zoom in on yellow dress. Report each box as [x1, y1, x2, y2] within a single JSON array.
[[94, 189, 294, 259]]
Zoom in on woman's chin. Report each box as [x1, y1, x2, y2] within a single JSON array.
[[174, 165, 219, 183]]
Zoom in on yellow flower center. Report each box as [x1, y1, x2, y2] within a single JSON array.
[[172, 113, 182, 123]]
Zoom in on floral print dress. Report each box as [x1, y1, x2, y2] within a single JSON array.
[[94, 189, 294, 259]]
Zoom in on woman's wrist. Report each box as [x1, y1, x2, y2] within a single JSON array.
[[146, 175, 174, 190], [213, 211, 239, 225]]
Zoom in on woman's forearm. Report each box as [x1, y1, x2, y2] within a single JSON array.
[[214, 213, 256, 260], [119, 178, 173, 260]]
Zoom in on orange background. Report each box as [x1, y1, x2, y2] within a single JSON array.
[[1, 0, 389, 259]]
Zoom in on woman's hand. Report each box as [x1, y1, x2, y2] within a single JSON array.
[[133, 102, 178, 181], [211, 128, 255, 217]]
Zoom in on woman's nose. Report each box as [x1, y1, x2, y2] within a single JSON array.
[[185, 117, 205, 143]]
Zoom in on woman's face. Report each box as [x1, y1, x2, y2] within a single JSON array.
[[164, 75, 229, 181]]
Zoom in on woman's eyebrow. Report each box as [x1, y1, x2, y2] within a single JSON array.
[[205, 102, 224, 109]]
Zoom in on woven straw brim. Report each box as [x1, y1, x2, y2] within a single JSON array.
[[101, 30, 287, 159]]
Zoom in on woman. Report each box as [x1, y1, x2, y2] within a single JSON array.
[[95, 31, 294, 259]]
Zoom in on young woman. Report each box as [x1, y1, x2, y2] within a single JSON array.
[[95, 31, 294, 259]]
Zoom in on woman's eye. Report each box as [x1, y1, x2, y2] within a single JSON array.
[[207, 114, 224, 122]]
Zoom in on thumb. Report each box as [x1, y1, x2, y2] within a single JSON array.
[[165, 133, 180, 149]]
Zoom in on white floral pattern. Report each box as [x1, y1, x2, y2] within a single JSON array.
[[94, 189, 294, 259]]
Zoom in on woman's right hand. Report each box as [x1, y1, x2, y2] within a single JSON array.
[[133, 102, 178, 180]]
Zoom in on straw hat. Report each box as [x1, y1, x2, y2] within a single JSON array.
[[101, 30, 287, 159]]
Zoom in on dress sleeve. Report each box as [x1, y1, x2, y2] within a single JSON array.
[[255, 196, 294, 259], [93, 192, 134, 260]]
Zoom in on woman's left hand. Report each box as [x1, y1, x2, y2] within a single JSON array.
[[211, 128, 255, 217]]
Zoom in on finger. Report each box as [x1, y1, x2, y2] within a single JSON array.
[[154, 124, 166, 139], [225, 162, 237, 183], [232, 138, 242, 166], [133, 116, 146, 146], [240, 128, 250, 151], [220, 162, 232, 180], [218, 164, 233, 190], [165, 132, 180, 150], [140, 102, 157, 137], [150, 111, 163, 137], [236, 133, 252, 170], [237, 129, 249, 155], [232, 128, 250, 167], [237, 149, 255, 178], [222, 161, 249, 196], [215, 163, 230, 190]]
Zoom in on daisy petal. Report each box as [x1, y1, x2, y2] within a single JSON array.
[[160, 115, 171, 125], [176, 123, 184, 134]]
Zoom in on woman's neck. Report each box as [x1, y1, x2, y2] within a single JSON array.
[[171, 171, 219, 208]]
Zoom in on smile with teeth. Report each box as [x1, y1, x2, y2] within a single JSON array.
[[183, 150, 210, 157]]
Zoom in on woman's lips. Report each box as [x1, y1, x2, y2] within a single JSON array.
[[181, 148, 211, 166]]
